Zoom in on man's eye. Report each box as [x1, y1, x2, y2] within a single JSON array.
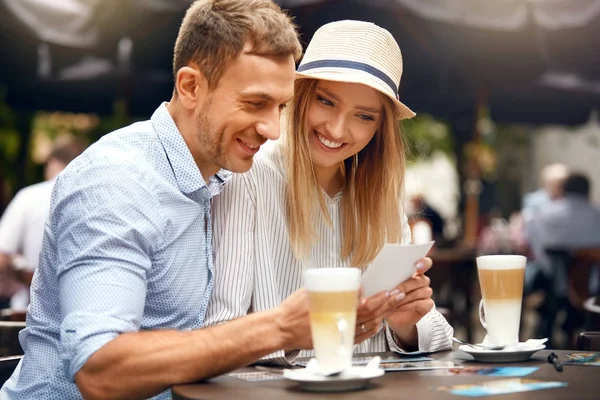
[[247, 101, 263, 108]]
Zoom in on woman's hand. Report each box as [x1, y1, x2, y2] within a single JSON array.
[[384, 257, 435, 349], [353, 280, 410, 344]]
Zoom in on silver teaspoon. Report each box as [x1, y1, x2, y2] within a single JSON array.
[[452, 337, 505, 351]]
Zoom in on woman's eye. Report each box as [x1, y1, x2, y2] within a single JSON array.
[[358, 114, 375, 121], [317, 95, 334, 106]]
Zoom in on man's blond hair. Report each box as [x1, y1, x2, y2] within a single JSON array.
[[173, 0, 302, 91], [284, 79, 407, 267]]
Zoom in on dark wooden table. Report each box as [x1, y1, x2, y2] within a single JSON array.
[[172, 350, 593, 399]]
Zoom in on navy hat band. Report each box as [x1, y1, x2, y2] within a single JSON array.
[[297, 59, 398, 97]]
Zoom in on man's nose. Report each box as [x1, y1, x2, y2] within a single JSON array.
[[255, 111, 281, 141]]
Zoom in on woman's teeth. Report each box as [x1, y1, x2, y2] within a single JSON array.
[[317, 132, 343, 149]]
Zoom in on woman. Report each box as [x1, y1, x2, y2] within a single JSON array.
[[205, 20, 453, 365]]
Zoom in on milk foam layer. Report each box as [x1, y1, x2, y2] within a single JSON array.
[[477, 255, 526, 270], [304, 268, 361, 292]]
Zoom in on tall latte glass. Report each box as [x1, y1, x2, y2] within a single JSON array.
[[476, 255, 526, 347], [304, 268, 361, 372]]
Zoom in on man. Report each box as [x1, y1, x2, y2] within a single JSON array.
[[0, 138, 85, 311], [1, 1, 309, 399]]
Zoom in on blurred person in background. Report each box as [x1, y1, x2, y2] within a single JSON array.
[[525, 172, 600, 340], [521, 163, 570, 301], [407, 194, 445, 243], [522, 163, 569, 221], [1, 1, 309, 399], [526, 172, 600, 283], [0, 137, 86, 311], [205, 20, 453, 365]]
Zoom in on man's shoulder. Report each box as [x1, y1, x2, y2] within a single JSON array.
[[49, 126, 173, 212], [87, 120, 155, 159], [559, 198, 600, 218], [580, 201, 600, 221], [66, 120, 161, 178]]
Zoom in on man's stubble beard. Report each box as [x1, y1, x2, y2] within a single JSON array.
[[195, 99, 236, 172], [195, 97, 261, 174]]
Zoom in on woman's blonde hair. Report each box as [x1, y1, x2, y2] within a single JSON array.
[[284, 78, 406, 267]]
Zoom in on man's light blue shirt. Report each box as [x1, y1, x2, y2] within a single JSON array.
[[1, 103, 230, 399]]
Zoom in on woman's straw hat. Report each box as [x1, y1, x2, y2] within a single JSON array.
[[296, 20, 415, 120]]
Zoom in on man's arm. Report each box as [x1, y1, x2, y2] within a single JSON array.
[[76, 289, 310, 400]]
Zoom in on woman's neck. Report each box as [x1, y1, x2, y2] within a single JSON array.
[[313, 163, 344, 197]]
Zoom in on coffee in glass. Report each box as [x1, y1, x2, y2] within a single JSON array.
[[303, 268, 361, 372], [476, 255, 526, 346]]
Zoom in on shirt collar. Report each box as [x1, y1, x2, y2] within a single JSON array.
[[151, 102, 231, 195], [208, 169, 233, 197]]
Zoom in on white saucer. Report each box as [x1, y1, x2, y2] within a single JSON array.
[[459, 343, 546, 363], [283, 366, 385, 392]]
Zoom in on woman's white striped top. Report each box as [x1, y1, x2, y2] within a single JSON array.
[[205, 143, 453, 365]]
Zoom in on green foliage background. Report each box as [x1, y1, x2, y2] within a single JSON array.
[[402, 113, 455, 163]]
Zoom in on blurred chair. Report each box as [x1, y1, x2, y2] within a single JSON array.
[[564, 248, 600, 348], [584, 296, 600, 332], [0, 309, 26, 322], [0, 321, 25, 386], [577, 332, 600, 351], [429, 246, 478, 342], [540, 248, 570, 347], [0, 321, 25, 358], [0, 355, 22, 386], [545, 248, 600, 348], [568, 248, 600, 310]]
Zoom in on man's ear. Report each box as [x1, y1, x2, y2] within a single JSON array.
[[174, 65, 209, 110]]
